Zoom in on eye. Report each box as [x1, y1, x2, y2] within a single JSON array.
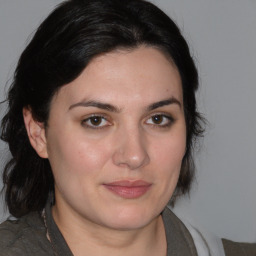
[[145, 114, 174, 127], [82, 115, 110, 129]]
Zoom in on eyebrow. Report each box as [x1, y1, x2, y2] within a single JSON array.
[[147, 97, 181, 111], [69, 100, 121, 112], [68, 97, 181, 112]]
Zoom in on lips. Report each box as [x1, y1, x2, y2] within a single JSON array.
[[103, 180, 152, 199]]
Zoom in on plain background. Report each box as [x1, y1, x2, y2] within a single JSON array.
[[0, 0, 255, 243]]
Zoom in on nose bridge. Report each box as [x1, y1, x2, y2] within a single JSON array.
[[112, 123, 150, 170]]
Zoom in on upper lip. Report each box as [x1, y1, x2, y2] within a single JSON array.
[[103, 180, 151, 187]]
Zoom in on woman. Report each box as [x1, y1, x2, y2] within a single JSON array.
[[0, 0, 255, 255]]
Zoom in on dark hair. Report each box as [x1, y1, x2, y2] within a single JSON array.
[[1, 0, 204, 217]]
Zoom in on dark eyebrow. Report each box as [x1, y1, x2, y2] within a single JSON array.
[[147, 97, 182, 111], [69, 97, 181, 113], [69, 100, 120, 113]]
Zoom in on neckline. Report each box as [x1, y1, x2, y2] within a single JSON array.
[[44, 200, 197, 256]]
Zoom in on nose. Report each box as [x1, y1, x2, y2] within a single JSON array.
[[112, 127, 150, 170]]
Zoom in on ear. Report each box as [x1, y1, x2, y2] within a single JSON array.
[[23, 107, 48, 158]]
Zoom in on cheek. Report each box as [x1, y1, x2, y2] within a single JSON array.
[[152, 133, 186, 166], [146, 135, 185, 208], [47, 131, 112, 177], [150, 130, 186, 191], [75, 141, 111, 171]]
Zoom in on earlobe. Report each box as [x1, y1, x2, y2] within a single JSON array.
[[23, 107, 48, 158]]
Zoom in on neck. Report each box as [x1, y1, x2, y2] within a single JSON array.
[[52, 203, 167, 256]]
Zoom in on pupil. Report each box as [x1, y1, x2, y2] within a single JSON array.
[[153, 115, 163, 124], [91, 117, 102, 126]]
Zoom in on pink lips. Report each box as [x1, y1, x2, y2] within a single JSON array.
[[103, 180, 152, 199]]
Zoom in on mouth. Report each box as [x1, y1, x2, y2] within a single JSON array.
[[103, 180, 152, 199]]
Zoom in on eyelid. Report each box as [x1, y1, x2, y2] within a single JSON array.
[[80, 111, 175, 130], [144, 112, 175, 127], [81, 113, 112, 129]]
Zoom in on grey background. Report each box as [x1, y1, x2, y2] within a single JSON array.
[[0, 0, 255, 242]]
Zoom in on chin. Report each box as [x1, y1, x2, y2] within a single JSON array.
[[106, 218, 152, 231], [101, 206, 160, 231]]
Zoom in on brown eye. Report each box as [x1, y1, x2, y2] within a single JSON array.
[[82, 115, 110, 129], [152, 115, 163, 124], [90, 116, 103, 126], [145, 114, 174, 127]]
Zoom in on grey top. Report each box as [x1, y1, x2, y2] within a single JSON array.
[[1, 203, 256, 255], [0, 211, 52, 255], [0, 202, 198, 256]]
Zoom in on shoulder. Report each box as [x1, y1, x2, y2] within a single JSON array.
[[165, 206, 256, 256], [222, 238, 256, 256], [162, 207, 198, 255], [0, 212, 52, 256], [165, 206, 226, 255]]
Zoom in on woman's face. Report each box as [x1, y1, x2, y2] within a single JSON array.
[[40, 46, 186, 230]]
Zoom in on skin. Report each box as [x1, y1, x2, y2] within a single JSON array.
[[23, 46, 186, 256]]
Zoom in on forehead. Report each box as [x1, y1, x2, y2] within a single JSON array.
[[52, 46, 183, 109]]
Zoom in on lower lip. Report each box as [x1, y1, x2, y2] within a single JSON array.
[[103, 185, 151, 199]]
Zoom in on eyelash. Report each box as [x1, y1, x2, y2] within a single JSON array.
[[145, 114, 174, 128], [81, 113, 174, 130], [81, 114, 111, 130]]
